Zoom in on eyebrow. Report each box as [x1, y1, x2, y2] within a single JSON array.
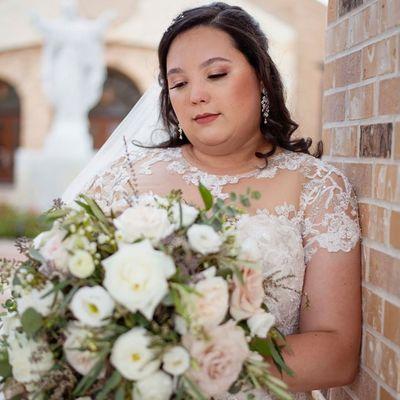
[[167, 57, 232, 76]]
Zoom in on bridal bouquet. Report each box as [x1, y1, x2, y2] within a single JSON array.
[[0, 185, 293, 400]]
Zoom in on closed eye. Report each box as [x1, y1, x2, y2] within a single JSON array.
[[208, 73, 227, 79], [169, 72, 227, 89]]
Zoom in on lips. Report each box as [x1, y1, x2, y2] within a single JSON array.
[[194, 113, 220, 124]]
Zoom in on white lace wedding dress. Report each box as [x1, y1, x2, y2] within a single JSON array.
[[83, 145, 361, 400]]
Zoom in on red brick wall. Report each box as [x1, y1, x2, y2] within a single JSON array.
[[323, 1, 400, 399]]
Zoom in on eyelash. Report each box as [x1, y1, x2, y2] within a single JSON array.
[[170, 72, 228, 90]]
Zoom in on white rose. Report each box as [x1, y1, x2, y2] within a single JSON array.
[[239, 237, 262, 262], [247, 311, 276, 338], [102, 240, 175, 319], [113, 206, 173, 245], [137, 194, 169, 208], [38, 228, 69, 273], [63, 322, 103, 376], [8, 331, 53, 383], [133, 370, 173, 400], [68, 250, 95, 278], [189, 277, 228, 330], [110, 327, 160, 380], [171, 202, 199, 228], [187, 224, 223, 255], [162, 346, 190, 376], [69, 286, 115, 327], [16, 281, 61, 317]]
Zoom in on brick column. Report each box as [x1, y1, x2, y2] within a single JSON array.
[[323, 1, 400, 399]]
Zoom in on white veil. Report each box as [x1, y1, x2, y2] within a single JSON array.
[[61, 81, 170, 204]]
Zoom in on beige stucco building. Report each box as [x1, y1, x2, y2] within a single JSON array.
[[0, 0, 326, 205]]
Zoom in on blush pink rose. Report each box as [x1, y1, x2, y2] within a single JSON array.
[[182, 320, 249, 397], [230, 267, 264, 321]]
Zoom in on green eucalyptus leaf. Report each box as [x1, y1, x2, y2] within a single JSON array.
[[21, 307, 43, 336], [0, 351, 12, 378], [28, 248, 46, 264]]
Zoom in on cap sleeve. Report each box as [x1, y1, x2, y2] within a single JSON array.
[[300, 161, 361, 266]]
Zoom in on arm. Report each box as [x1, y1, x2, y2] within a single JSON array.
[[271, 244, 361, 392], [269, 168, 362, 392]]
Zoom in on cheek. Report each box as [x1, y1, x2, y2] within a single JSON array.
[[226, 72, 260, 118]]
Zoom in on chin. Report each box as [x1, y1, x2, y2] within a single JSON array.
[[191, 132, 231, 148]]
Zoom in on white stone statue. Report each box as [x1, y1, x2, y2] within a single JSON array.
[[31, 0, 115, 156]]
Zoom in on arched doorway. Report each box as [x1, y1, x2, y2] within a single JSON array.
[[0, 80, 20, 183], [89, 68, 142, 149]]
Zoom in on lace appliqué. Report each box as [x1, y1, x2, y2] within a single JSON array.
[[299, 158, 361, 265]]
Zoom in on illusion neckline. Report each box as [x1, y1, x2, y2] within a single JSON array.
[[176, 145, 286, 179]]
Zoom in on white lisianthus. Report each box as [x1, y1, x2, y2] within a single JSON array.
[[187, 224, 223, 255], [113, 205, 173, 245], [133, 370, 173, 400], [16, 280, 61, 317], [171, 202, 199, 229], [8, 331, 53, 383], [68, 250, 95, 278], [162, 346, 190, 376], [63, 322, 103, 376], [36, 227, 69, 274], [110, 328, 160, 380], [69, 286, 115, 327], [239, 237, 262, 262], [247, 311, 276, 338], [102, 240, 175, 319]]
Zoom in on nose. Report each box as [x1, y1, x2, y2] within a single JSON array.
[[189, 82, 210, 105]]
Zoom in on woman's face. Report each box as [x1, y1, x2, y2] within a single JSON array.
[[166, 26, 263, 154]]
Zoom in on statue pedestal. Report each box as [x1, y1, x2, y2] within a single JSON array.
[[15, 148, 94, 212]]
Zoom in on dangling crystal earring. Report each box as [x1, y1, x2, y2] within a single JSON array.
[[178, 125, 183, 140], [261, 88, 270, 125]]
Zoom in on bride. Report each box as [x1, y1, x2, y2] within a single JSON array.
[[63, 2, 361, 399]]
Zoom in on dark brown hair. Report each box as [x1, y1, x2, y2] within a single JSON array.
[[156, 2, 323, 162]]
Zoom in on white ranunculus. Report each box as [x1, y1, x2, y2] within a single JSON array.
[[239, 237, 262, 262], [110, 327, 160, 380], [69, 286, 115, 327], [187, 224, 223, 255], [113, 205, 173, 245], [16, 280, 61, 317], [8, 331, 53, 383], [247, 311, 276, 338], [63, 322, 103, 376], [102, 240, 175, 319], [171, 202, 199, 229], [162, 346, 190, 376], [37, 227, 69, 274], [133, 370, 173, 400], [190, 276, 229, 330], [68, 250, 95, 278]]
